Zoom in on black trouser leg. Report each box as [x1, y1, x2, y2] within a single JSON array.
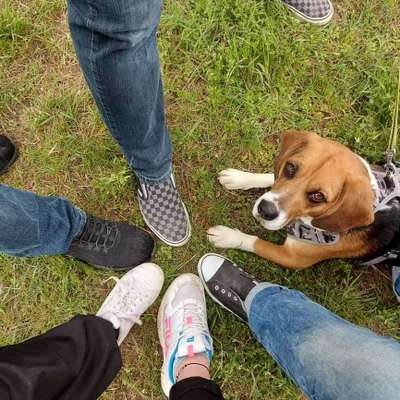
[[0, 315, 121, 400], [169, 377, 224, 400]]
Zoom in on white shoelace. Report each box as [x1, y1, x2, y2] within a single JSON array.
[[104, 276, 152, 326], [176, 300, 210, 341]]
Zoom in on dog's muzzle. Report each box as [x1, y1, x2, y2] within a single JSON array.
[[257, 199, 279, 220], [253, 192, 288, 230]]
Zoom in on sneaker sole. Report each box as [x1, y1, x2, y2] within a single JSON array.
[[197, 253, 247, 323], [0, 148, 18, 176], [285, 3, 334, 26], [66, 232, 156, 272], [138, 198, 192, 247], [157, 274, 203, 396]]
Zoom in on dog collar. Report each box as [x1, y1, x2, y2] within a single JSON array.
[[287, 165, 400, 249], [286, 220, 340, 245]]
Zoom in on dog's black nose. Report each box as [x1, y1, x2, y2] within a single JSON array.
[[258, 200, 279, 220]]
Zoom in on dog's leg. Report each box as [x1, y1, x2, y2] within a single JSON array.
[[207, 226, 326, 270], [207, 226, 258, 252], [218, 169, 274, 190]]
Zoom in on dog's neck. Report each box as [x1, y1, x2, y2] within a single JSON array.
[[358, 156, 379, 197]]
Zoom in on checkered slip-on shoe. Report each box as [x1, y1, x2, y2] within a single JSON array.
[[137, 174, 191, 247], [282, 0, 334, 25]]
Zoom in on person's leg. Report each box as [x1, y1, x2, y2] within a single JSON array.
[[0, 185, 154, 270], [0, 184, 86, 257], [247, 285, 400, 400], [67, 0, 191, 246], [198, 254, 400, 400], [157, 274, 224, 399], [169, 377, 224, 400], [67, 0, 171, 182], [0, 315, 121, 400], [0, 263, 164, 400]]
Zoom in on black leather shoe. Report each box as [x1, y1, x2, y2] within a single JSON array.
[[0, 135, 18, 175], [66, 215, 155, 271], [197, 253, 260, 322]]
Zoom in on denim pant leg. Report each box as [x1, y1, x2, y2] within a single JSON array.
[[67, 0, 172, 182], [246, 285, 400, 400], [0, 185, 86, 256]]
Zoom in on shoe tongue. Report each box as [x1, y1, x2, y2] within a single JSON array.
[[172, 286, 202, 307], [176, 334, 209, 359]]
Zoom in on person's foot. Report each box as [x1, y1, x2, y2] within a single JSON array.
[[66, 214, 155, 271], [197, 253, 260, 322], [393, 266, 400, 302], [97, 263, 164, 345], [158, 274, 213, 396], [137, 174, 191, 247], [282, 0, 334, 26], [0, 135, 18, 175]]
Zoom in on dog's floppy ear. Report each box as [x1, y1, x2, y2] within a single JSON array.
[[274, 131, 314, 177], [312, 180, 374, 232]]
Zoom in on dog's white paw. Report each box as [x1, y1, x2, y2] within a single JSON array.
[[207, 226, 257, 252], [218, 169, 274, 190], [218, 169, 253, 190]]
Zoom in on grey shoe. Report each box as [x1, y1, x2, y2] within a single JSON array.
[[282, 0, 334, 26], [137, 174, 191, 247]]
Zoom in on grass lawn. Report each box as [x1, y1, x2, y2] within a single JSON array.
[[1, 0, 399, 398]]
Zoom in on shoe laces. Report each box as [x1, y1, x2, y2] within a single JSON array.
[[104, 276, 153, 325], [176, 299, 209, 340], [78, 217, 119, 252]]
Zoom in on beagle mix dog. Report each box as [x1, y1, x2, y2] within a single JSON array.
[[208, 131, 400, 269]]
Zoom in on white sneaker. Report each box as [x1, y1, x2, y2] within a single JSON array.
[[97, 263, 164, 345], [158, 274, 213, 396]]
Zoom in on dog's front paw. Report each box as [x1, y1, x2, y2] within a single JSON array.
[[218, 169, 254, 190], [207, 226, 257, 252]]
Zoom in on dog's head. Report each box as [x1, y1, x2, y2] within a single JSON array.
[[253, 131, 375, 232]]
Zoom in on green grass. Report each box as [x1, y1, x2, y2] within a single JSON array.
[[1, 0, 400, 398]]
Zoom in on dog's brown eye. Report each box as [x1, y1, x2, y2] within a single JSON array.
[[284, 162, 296, 178], [308, 191, 326, 203]]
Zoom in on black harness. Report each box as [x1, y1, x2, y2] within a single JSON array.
[[286, 164, 400, 266]]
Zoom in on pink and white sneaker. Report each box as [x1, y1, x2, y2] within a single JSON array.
[[157, 274, 213, 396]]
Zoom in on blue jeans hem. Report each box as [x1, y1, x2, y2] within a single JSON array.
[[244, 282, 280, 315], [134, 165, 172, 184]]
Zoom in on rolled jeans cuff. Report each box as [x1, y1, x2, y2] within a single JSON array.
[[244, 283, 281, 315]]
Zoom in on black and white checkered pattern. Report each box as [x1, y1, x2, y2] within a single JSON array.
[[283, 0, 333, 22], [138, 175, 191, 246]]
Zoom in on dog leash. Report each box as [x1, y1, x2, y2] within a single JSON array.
[[384, 67, 400, 178]]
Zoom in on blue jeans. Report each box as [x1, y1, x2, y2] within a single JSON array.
[[0, 185, 86, 256], [246, 284, 400, 400], [0, 0, 171, 257], [67, 0, 172, 181]]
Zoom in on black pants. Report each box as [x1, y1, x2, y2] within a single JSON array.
[[0, 315, 224, 400]]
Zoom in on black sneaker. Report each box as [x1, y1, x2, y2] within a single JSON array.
[[0, 135, 18, 175], [197, 253, 260, 322], [66, 215, 155, 271]]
